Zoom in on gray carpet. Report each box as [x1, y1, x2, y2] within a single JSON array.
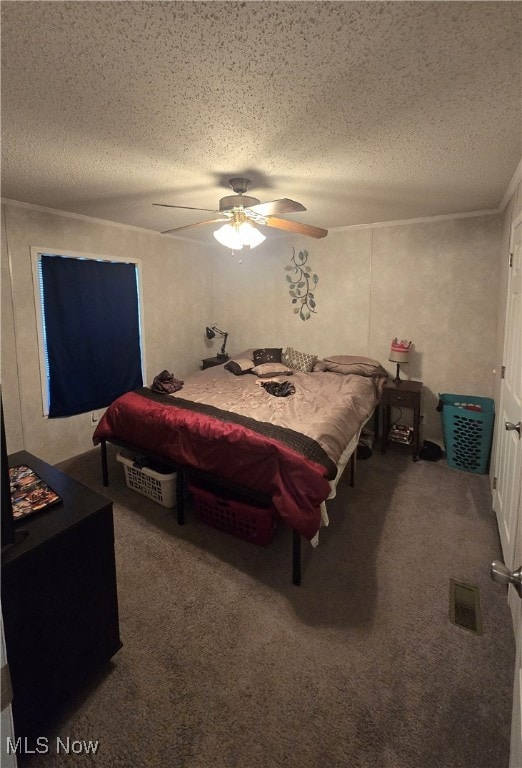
[[19, 444, 514, 768]]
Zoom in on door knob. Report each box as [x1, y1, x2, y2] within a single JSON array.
[[505, 421, 521, 436], [491, 560, 522, 598]]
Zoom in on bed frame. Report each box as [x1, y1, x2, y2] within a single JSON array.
[[98, 437, 357, 586]]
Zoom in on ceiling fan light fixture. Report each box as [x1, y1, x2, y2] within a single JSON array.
[[238, 221, 266, 248], [213, 223, 243, 250], [213, 219, 266, 250]]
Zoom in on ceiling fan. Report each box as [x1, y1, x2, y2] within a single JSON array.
[[154, 177, 328, 249]]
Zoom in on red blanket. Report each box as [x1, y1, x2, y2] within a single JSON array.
[[93, 390, 334, 540]]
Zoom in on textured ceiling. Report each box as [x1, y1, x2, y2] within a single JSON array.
[[1, 1, 521, 244]]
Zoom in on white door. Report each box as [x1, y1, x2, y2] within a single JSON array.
[[494, 215, 522, 566], [492, 214, 522, 768]]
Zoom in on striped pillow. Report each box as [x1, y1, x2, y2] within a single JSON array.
[[224, 358, 254, 375]]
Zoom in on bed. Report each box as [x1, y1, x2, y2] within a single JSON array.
[[93, 349, 387, 584]]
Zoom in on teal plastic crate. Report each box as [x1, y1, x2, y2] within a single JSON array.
[[439, 394, 495, 474]]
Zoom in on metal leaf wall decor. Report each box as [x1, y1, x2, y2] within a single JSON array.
[[285, 248, 318, 321]]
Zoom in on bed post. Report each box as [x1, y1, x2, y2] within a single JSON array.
[[101, 439, 108, 487], [292, 530, 301, 586]]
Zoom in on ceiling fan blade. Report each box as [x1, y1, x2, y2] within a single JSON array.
[[246, 198, 306, 216], [263, 217, 328, 239], [161, 218, 227, 235], [154, 203, 220, 213]]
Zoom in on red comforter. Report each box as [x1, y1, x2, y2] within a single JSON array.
[[93, 389, 333, 540]]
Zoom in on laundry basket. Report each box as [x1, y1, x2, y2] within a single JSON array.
[[116, 452, 177, 507], [188, 482, 277, 545], [439, 394, 495, 474]]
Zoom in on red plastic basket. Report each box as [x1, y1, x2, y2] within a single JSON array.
[[189, 483, 277, 545]]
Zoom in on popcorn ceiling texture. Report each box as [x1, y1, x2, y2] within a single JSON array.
[[1, 1, 520, 241]]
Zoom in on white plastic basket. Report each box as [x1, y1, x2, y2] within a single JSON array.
[[116, 452, 176, 508]]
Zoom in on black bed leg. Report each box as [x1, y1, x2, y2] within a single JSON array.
[[348, 451, 356, 488], [101, 439, 108, 487], [292, 530, 301, 586], [176, 469, 185, 525]]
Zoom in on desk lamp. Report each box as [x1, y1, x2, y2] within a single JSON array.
[[205, 326, 229, 360]]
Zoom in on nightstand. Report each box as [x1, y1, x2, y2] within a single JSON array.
[[380, 379, 423, 461], [201, 356, 228, 370]]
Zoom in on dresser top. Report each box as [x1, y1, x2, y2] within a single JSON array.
[[3, 451, 111, 565]]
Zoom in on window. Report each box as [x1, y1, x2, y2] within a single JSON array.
[[32, 248, 145, 418]]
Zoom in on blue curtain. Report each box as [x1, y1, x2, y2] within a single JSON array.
[[41, 255, 143, 418]]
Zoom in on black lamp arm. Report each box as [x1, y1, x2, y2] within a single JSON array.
[[207, 325, 229, 359], [219, 333, 228, 358]]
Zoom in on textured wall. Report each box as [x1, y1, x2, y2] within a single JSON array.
[[1, 203, 212, 464], [211, 215, 502, 443], [209, 230, 373, 358], [371, 217, 501, 439]]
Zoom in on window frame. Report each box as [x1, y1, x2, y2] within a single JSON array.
[[31, 246, 146, 418]]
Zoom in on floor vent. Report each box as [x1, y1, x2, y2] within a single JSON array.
[[449, 579, 483, 635]]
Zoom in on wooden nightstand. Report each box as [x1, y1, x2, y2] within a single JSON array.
[[201, 356, 228, 370], [380, 379, 423, 461]]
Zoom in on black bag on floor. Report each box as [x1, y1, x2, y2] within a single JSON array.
[[419, 440, 443, 462]]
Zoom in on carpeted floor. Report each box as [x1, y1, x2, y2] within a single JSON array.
[[18, 443, 514, 768]]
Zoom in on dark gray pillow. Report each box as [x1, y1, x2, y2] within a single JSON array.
[[252, 348, 283, 365]]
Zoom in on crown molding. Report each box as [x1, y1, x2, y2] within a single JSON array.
[[0, 198, 214, 248], [329, 208, 499, 233]]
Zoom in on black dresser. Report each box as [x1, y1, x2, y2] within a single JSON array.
[[2, 451, 122, 738]]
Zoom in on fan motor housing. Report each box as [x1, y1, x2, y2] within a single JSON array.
[[219, 195, 260, 211]]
